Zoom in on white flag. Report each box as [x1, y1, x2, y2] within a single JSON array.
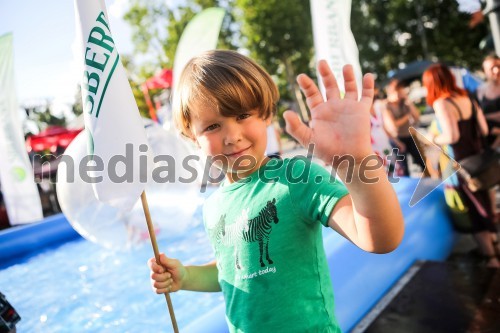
[[0, 33, 43, 224], [74, 0, 150, 210], [310, 0, 363, 93]]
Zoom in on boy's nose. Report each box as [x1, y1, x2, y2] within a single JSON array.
[[223, 123, 242, 145]]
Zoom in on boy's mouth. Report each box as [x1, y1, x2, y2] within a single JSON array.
[[225, 146, 251, 158]]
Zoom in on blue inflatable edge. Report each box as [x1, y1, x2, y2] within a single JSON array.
[[0, 178, 456, 332], [0, 213, 81, 269]]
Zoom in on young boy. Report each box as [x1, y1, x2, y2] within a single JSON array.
[[149, 50, 404, 332]]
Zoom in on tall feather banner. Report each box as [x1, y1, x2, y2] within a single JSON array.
[[310, 0, 362, 93], [0, 33, 43, 225]]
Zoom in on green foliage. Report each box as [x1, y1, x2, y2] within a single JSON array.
[[123, 0, 170, 67], [118, 0, 492, 124], [235, 0, 313, 74], [122, 0, 237, 118], [25, 103, 66, 132], [72, 85, 83, 117], [234, 0, 314, 120], [120, 54, 151, 118], [124, 0, 236, 69], [351, 0, 488, 82]]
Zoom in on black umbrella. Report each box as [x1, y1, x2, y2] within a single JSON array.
[[385, 60, 435, 86]]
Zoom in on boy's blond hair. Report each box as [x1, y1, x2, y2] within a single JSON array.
[[172, 50, 279, 138]]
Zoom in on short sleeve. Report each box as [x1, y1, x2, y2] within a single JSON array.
[[286, 157, 349, 226]]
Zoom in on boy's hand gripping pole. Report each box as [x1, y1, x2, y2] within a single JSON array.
[[141, 191, 179, 333]]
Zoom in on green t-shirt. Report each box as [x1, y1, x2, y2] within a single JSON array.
[[203, 157, 349, 333]]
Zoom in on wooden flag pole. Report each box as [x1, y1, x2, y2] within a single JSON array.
[[140, 191, 179, 333]]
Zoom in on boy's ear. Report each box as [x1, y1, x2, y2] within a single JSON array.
[[265, 116, 272, 126]]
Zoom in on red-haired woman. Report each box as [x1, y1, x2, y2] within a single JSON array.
[[422, 63, 499, 268]]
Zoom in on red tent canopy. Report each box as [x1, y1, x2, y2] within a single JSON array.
[[141, 69, 173, 122], [144, 69, 172, 90], [26, 126, 82, 154]]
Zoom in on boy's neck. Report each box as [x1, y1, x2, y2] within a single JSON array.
[[225, 156, 271, 183]]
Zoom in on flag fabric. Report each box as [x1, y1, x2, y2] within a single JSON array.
[[173, 7, 226, 88], [0, 33, 43, 225], [310, 0, 363, 93], [456, 0, 481, 13], [74, 0, 150, 210]]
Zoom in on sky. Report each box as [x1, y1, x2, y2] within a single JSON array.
[[0, 0, 134, 106]]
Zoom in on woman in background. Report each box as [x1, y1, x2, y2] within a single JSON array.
[[423, 63, 499, 268], [383, 79, 425, 176], [371, 88, 404, 177], [476, 55, 500, 224], [477, 55, 500, 148]]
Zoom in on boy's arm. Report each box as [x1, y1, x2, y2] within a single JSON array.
[[283, 62, 404, 254], [149, 255, 221, 293], [183, 261, 221, 292], [328, 162, 404, 253]]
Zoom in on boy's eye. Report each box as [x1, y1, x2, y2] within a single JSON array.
[[205, 124, 219, 132], [237, 113, 251, 120]]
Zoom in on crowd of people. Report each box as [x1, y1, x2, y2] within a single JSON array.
[[366, 56, 500, 268]]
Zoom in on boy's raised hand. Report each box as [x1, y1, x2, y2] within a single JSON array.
[[284, 61, 374, 166]]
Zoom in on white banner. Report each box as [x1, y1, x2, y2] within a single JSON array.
[[310, 0, 362, 94], [456, 0, 481, 13], [0, 33, 43, 225], [173, 7, 226, 88], [74, 0, 151, 210]]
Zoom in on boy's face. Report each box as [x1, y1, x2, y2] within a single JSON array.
[[189, 101, 271, 179]]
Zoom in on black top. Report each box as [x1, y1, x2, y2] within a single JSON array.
[[479, 95, 500, 115], [446, 98, 482, 161]]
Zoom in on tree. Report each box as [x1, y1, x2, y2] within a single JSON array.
[[351, 0, 488, 83], [72, 85, 83, 117], [25, 102, 66, 132], [123, 0, 237, 117], [234, 0, 314, 121]]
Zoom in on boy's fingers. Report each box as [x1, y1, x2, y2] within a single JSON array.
[[317, 60, 340, 101], [147, 258, 162, 273], [153, 285, 172, 294], [360, 73, 375, 106], [150, 271, 171, 281], [152, 278, 174, 294], [342, 65, 358, 101], [297, 74, 324, 110], [161, 256, 181, 271], [283, 110, 311, 147], [148, 256, 168, 274], [153, 278, 173, 290]]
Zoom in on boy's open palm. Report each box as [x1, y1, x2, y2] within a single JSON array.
[[284, 62, 374, 165]]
